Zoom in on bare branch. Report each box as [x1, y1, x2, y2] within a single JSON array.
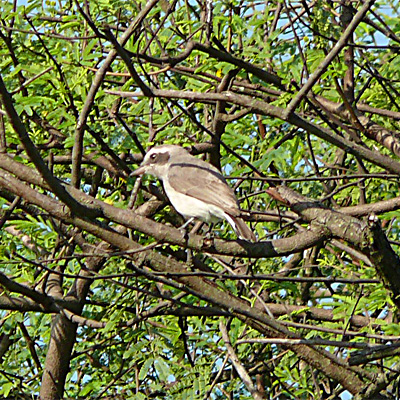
[[220, 320, 264, 400], [285, 0, 376, 114], [71, 0, 161, 188]]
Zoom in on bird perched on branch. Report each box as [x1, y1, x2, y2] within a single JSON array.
[[131, 145, 256, 241]]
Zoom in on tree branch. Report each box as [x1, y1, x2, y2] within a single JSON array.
[[0, 74, 101, 219], [277, 185, 400, 309], [220, 320, 264, 400], [285, 0, 376, 115], [0, 154, 328, 258], [106, 88, 400, 175], [71, 0, 161, 188]]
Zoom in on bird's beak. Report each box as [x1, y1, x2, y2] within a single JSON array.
[[130, 165, 147, 177]]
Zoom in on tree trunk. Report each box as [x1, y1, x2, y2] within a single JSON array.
[[39, 314, 77, 400]]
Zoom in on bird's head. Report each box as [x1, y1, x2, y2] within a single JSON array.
[[131, 145, 189, 180]]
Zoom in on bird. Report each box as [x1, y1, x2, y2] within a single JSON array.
[[131, 144, 256, 241]]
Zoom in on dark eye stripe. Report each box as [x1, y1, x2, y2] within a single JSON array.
[[147, 152, 170, 164]]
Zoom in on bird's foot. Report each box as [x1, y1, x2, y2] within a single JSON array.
[[178, 218, 194, 241]]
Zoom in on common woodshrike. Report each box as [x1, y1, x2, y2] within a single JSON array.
[[132, 145, 256, 241]]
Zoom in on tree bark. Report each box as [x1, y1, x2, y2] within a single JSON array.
[[39, 314, 77, 400]]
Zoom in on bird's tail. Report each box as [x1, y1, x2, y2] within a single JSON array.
[[225, 214, 256, 242]]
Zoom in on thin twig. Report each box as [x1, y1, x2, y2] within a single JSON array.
[[285, 0, 376, 115]]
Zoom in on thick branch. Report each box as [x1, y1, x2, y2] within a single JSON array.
[[0, 295, 59, 312], [136, 40, 284, 90], [285, 0, 376, 114], [107, 89, 400, 175], [71, 0, 160, 187], [276, 185, 400, 308], [0, 74, 100, 219], [316, 95, 400, 158], [0, 154, 327, 258], [0, 164, 366, 393], [40, 314, 77, 400], [0, 271, 60, 311]]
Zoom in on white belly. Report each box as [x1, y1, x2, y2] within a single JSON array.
[[163, 180, 225, 223]]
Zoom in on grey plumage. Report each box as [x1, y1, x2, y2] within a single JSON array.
[[132, 145, 256, 241]]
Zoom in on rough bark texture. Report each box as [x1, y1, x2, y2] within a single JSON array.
[[40, 315, 77, 400]]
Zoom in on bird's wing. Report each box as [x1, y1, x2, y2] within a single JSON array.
[[167, 159, 240, 216]]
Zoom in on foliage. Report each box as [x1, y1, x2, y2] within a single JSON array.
[[0, 0, 400, 399]]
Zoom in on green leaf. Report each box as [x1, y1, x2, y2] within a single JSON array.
[[138, 358, 154, 381]]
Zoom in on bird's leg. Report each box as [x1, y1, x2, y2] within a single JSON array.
[[179, 217, 195, 231], [178, 218, 193, 264], [186, 249, 193, 264], [178, 218, 195, 264], [190, 220, 204, 235], [178, 217, 194, 245], [205, 223, 215, 240]]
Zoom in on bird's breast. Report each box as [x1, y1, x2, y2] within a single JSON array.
[[163, 180, 225, 223]]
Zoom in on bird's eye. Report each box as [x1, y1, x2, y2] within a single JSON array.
[[150, 153, 157, 161]]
